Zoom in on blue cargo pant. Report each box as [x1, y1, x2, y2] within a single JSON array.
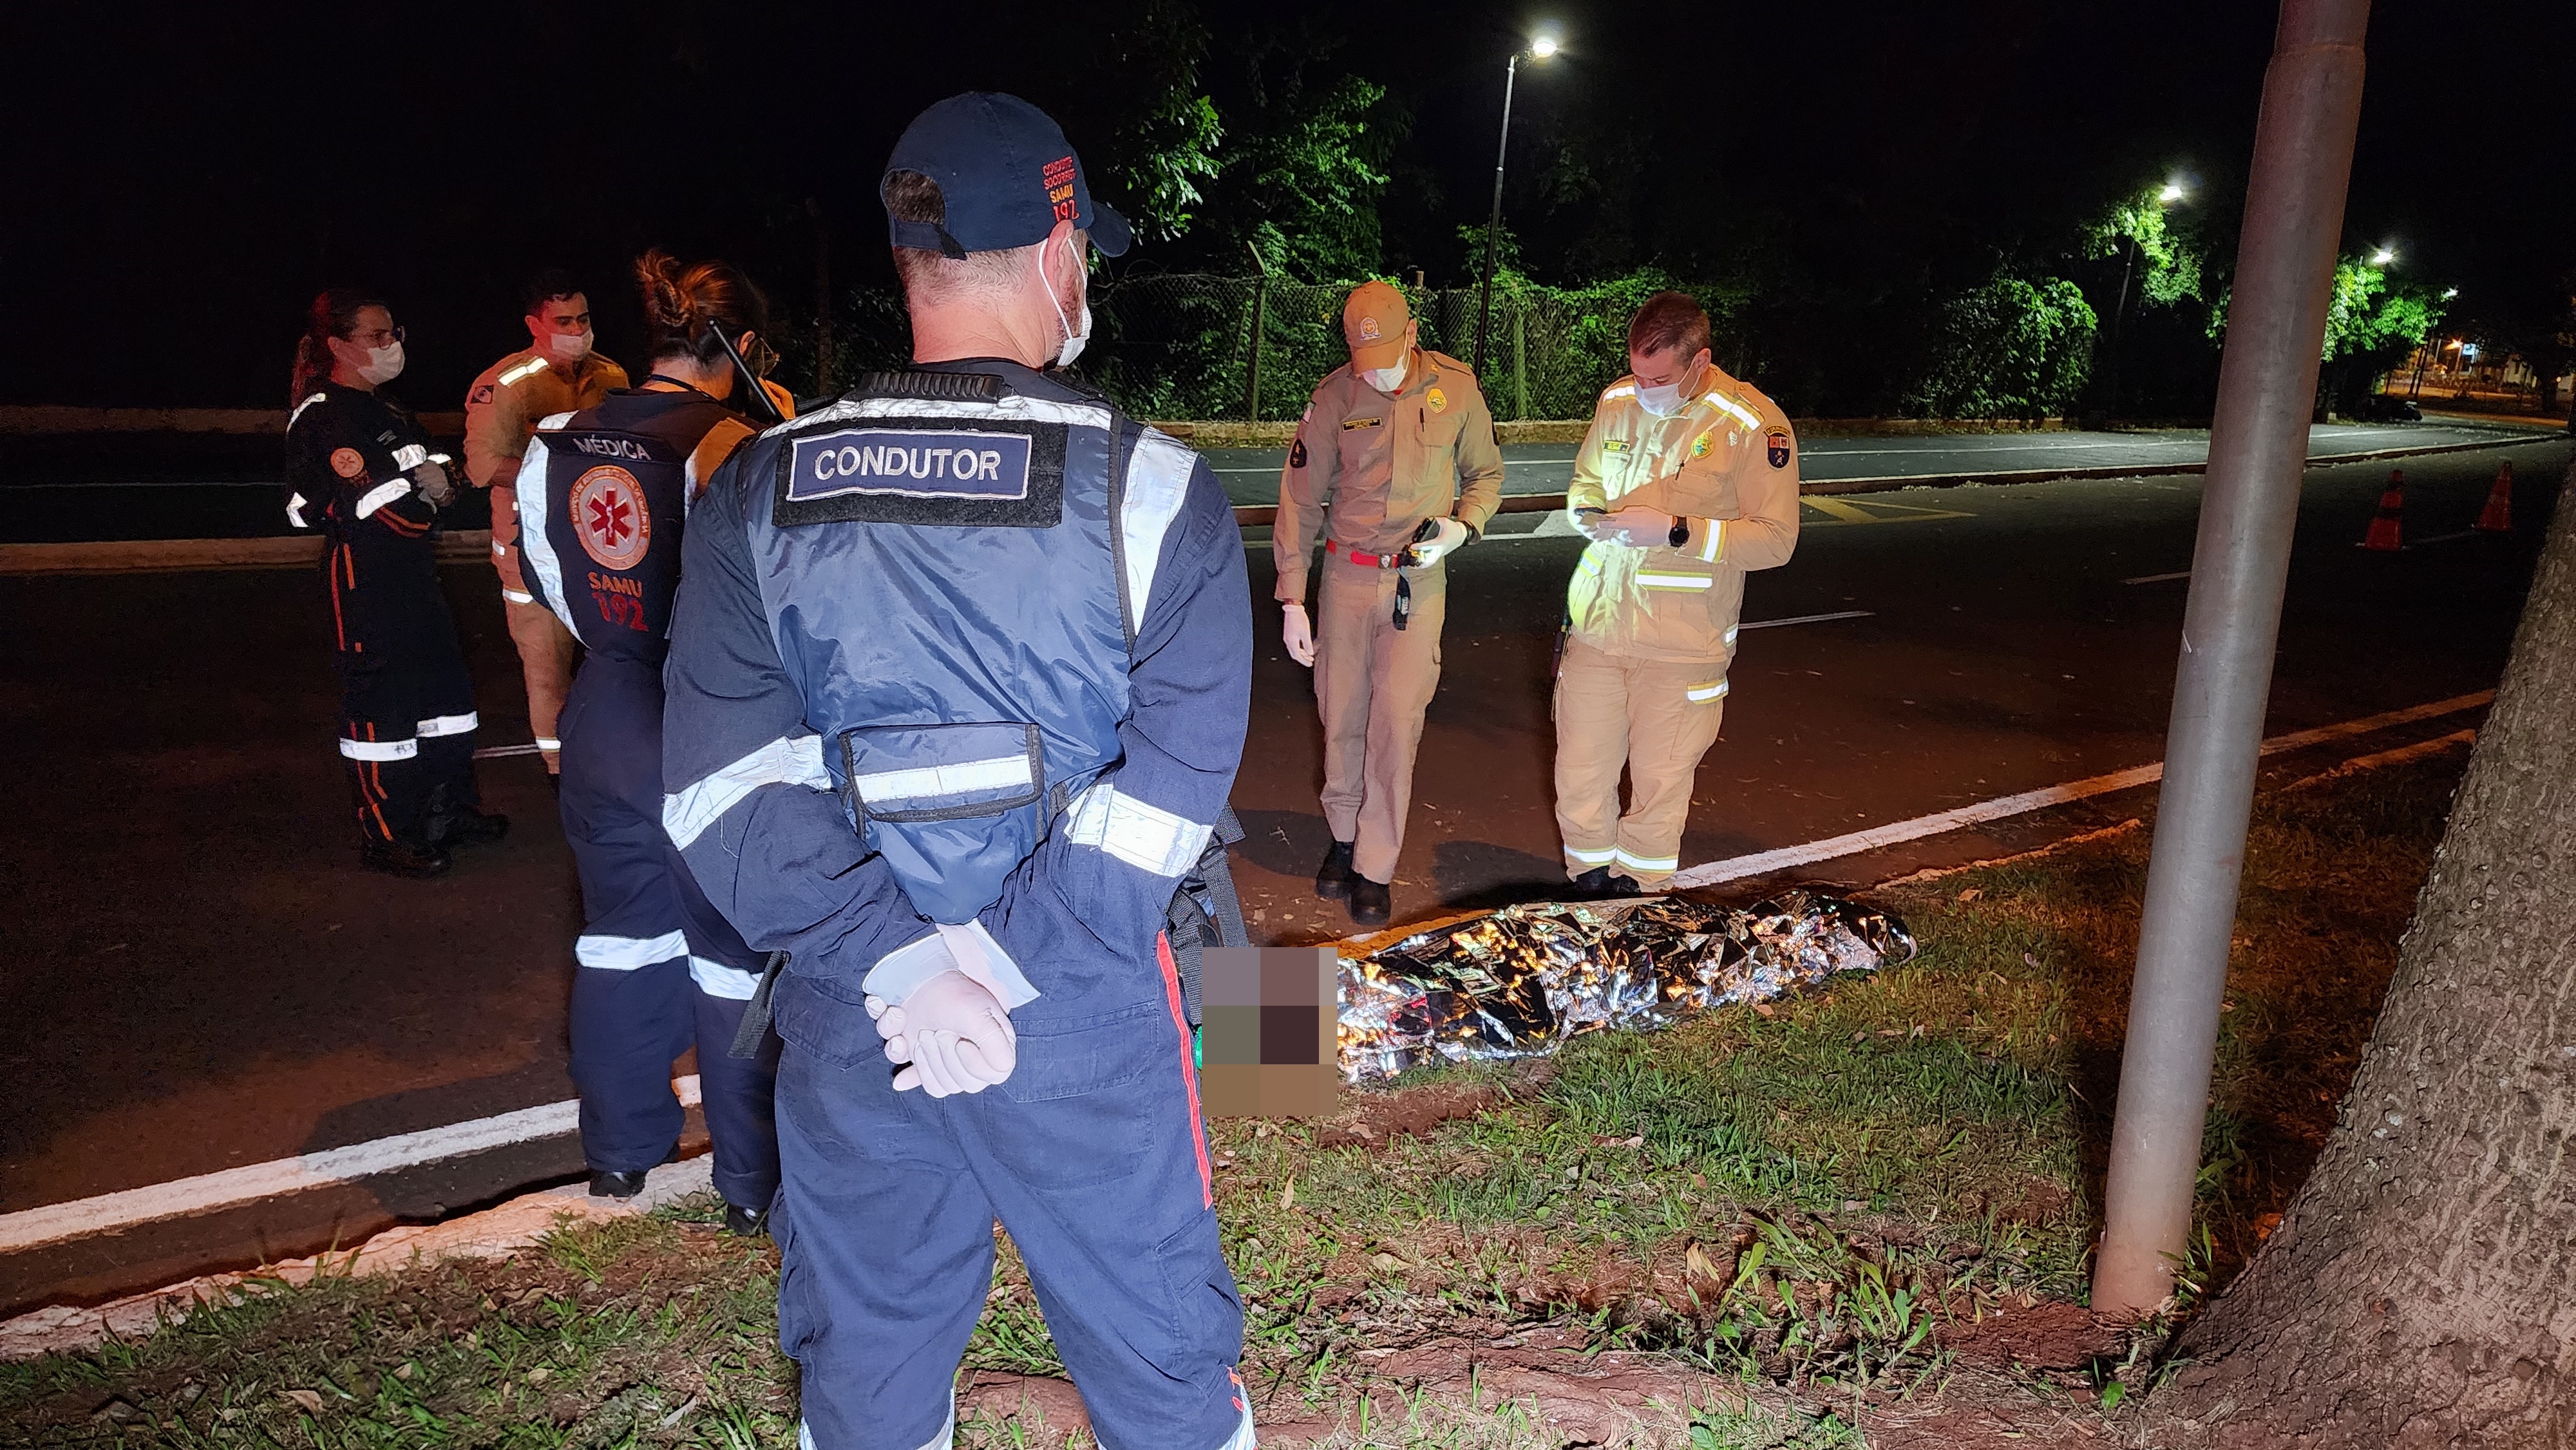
[[560, 660, 780, 1210], [771, 934, 1250, 1450]]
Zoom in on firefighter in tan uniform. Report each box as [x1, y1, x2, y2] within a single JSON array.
[[1555, 292, 1799, 892], [464, 272, 629, 778], [1276, 281, 1504, 926]]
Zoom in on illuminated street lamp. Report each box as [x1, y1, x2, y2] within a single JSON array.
[[2158, 179, 2188, 203], [2369, 245, 2397, 266], [1473, 30, 1561, 378]]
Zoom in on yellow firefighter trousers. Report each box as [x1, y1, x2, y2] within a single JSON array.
[[1314, 554, 1446, 885], [491, 481, 577, 774], [1552, 637, 1729, 887]]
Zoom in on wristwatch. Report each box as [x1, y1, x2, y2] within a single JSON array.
[[1667, 516, 1690, 550]]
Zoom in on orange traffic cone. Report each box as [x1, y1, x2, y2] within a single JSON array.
[[2360, 469, 2405, 551], [2476, 462, 2514, 532]]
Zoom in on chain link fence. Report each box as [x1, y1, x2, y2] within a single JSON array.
[[1085, 272, 1683, 422], [799, 270, 1757, 422]]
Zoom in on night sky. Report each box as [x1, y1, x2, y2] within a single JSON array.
[[12, 1, 2569, 410]]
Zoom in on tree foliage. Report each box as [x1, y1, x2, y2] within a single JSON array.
[[2203, 256, 2447, 364], [1906, 276, 2100, 420], [1103, 1, 1224, 244], [2088, 194, 2206, 308]]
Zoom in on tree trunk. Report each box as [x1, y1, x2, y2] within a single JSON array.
[[2146, 458, 2576, 1445]]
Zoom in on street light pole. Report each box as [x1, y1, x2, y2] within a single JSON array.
[[2093, 0, 2372, 1317], [1472, 51, 1521, 379], [2108, 233, 2139, 419]]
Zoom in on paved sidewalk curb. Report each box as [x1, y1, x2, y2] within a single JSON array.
[[0, 1156, 714, 1362]]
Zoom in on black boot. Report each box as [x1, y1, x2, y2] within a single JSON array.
[[361, 837, 451, 878], [1349, 875, 1392, 927], [420, 783, 510, 850], [1570, 867, 1611, 897], [589, 1168, 650, 1198], [723, 1201, 772, 1237], [1314, 839, 1358, 900], [1606, 874, 1642, 896]]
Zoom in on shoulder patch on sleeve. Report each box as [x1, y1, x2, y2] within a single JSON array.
[[1289, 437, 1308, 469], [330, 447, 367, 479], [1767, 429, 1793, 468], [470, 384, 495, 406]]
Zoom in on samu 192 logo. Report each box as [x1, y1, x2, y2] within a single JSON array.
[[572, 466, 650, 571]]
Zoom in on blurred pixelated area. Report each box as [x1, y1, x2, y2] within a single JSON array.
[[1199, 946, 1338, 1118]]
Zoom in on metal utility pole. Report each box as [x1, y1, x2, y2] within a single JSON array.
[[1472, 52, 1520, 379], [1244, 242, 1269, 423], [2094, 0, 2372, 1316]]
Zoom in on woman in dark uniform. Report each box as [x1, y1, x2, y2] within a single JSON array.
[[285, 290, 507, 877], [518, 252, 793, 1230]]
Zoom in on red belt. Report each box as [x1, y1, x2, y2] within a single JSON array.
[[1325, 538, 1406, 569]]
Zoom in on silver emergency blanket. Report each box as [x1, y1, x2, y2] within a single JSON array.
[[1338, 890, 1915, 1083]]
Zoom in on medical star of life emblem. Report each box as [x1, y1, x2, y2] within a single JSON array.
[[573, 466, 650, 571]]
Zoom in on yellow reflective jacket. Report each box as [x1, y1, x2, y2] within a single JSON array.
[[1565, 361, 1801, 663]]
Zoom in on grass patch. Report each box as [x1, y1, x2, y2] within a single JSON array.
[[0, 755, 2458, 1446]]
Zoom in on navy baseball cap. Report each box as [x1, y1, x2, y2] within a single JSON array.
[[882, 92, 1131, 259]]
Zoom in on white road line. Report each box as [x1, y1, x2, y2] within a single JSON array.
[[1667, 691, 2494, 889], [1739, 610, 1875, 630], [1211, 458, 1575, 475], [0, 1080, 703, 1255], [2285, 730, 2476, 791], [2123, 570, 2193, 585]]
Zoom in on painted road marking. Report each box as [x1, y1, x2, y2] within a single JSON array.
[[0, 1080, 706, 1254], [2284, 729, 2475, 791], [1801, 496, 1973, 525], [2123, 570, 2192, 585], [1740, 610, 1874, 630], [1666, 691, 2494, 890], [1213, 456, 1577, 474]]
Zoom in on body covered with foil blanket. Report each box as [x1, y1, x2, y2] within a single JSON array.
[[1338, 890, 1914, 1082]]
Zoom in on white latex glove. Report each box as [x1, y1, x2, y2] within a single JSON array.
[[864, 970, 1018, 1096], [1598, 504, 1674, 549], [1405, 516, 1470, 567], [412, 459, 455, 507], [1282, 603, 1316, 668]]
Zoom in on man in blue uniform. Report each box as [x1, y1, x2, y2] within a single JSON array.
[[662, 95, 1255, 1449]]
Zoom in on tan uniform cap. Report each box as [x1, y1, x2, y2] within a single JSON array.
[[1343, 280, 1410, 370]]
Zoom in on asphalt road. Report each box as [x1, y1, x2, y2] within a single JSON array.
[[1, 435, 2566, 1315], [1203, 419, 2516, 506], [0, 420, 2528, 541]]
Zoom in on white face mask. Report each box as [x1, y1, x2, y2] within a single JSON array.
[[1363, 357, 1407, 393], [546, 328, 594, 363], [1041, 235, 1092, 368], [1634, 379, 1685, 417], [359, 341, 406, 385]]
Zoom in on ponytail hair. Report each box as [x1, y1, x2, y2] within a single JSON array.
[[634, 249, 770, 372], [290, 288, 384, 404]]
